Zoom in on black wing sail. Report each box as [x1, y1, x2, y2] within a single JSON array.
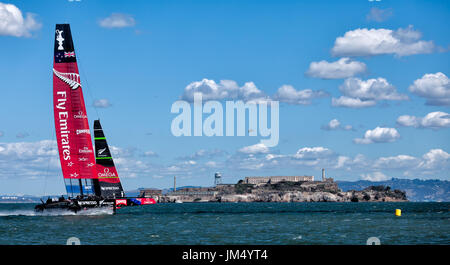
[[93, 120, 125, 198]]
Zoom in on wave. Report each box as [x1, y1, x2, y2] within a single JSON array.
[[0, 208, 114, 217]]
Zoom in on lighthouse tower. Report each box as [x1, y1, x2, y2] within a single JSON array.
[[322, 168, 325, 182]]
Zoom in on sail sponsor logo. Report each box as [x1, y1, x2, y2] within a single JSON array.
[[79, 157, 88, 162], [56, 29, 64, 50], [55, 91, 71, 160], [102, 186, 120, 191], [78, 201, 98, 206], [56, 91, 67, 110], [79, 147, 93, 154], [76, 129, 90, 135], [53, 68, 81, 90], [98, 168, 117, 178], [115, 199, 127, 206], [74, 111, 87, 119], [137, 198, 156, 205], [98, 148, 107, 156]]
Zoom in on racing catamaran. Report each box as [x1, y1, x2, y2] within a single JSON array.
[[35, 24, 155, 213]]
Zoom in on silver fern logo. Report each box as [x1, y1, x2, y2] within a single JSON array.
[[98, 148, 107, 155], [53, 69, 81, 90]]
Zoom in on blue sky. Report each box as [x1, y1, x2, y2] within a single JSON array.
[[0, 0, 449, 195]]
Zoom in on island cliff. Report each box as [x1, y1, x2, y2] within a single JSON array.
[[160, 180, 407, 203]]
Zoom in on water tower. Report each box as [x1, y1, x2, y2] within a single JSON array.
[[174, 176, 176, 192], [214, 172, 222, 186]]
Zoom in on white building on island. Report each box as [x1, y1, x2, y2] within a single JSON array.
[[244, 176, 314, 185]]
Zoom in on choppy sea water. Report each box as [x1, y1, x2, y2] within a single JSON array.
[[0, 202, 448, 245]]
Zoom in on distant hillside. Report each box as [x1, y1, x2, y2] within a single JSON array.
[[0, 195, 60, 203], [125, 186, 202, 197], [337, 178, 450, 202], [162, 186, 202, 194]]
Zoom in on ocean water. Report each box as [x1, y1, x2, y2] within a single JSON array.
[[0, 202, 448, 245]]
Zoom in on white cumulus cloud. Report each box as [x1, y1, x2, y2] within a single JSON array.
[[238, 143, 270, 154], [332, 96, 376, 108], [324, 119, 340, 130], [321, 119, 353, 131], [226, 145, 447, 178], [181, 79, 269, 103], [182, 79, 326, 105], [374, 155, 418, 169], [397, 111, 450, 129], [332, 77, 407, 108], [99, 13, 136, 28], [354, 127, 400, 144], [0, 140, 60, 182], [93, 99, 112, 108], [0, 140, 57, 157], [361, 172, 391, 181], [273, 85, 328, 105], [331, 26, 434, 57], [0, 3, 41, 37], [418, 149, 450, 170], [408, 72, 450, 106], [306, 57, 367, 79], [339, 77, 408, 101], [293, 147, 334, 159]]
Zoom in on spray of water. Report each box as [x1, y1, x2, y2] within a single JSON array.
[[0, 207, 114, 217]]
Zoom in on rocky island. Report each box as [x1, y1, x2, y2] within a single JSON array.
[[159, 178, 408, 203]]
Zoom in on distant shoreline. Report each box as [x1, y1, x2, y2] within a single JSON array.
[[2, 178, 448, 203]]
